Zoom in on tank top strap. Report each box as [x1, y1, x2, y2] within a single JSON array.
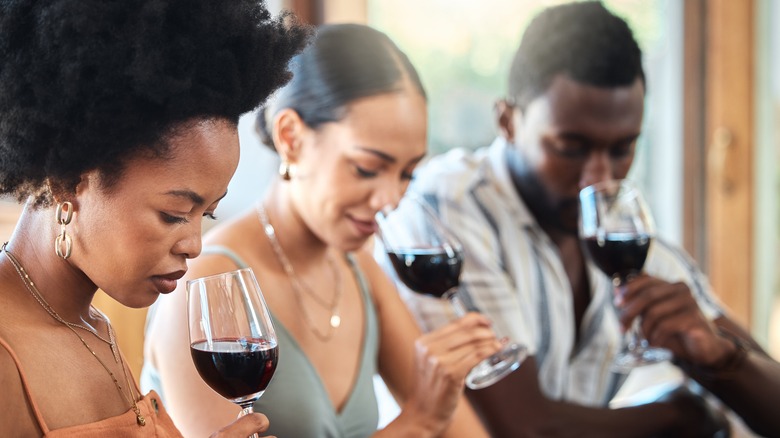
[[0, 335, 51, 433], [344, 252, 371, 301]]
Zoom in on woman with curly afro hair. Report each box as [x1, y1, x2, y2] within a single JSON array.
[[0, 0, 308, 436]]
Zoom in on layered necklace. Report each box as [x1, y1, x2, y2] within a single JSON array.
[[257, 204, 343, 342], [1, 243, 145, 426]]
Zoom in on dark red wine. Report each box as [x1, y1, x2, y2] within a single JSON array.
[[190, 338, 278, 401], [582, 234, 652, 281], [388, 248, 462, 298]]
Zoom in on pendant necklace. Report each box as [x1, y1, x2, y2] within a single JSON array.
[[3, 243, 120, 362], [1, 243, 145, 426], [257, 204, 343, 342]]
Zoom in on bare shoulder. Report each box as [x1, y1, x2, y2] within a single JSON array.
[[351, 247, 402, 313], [351, 248, 383, 276], [351, 249, 387, 290], [197, 209, 264, 266], [203, 208, 260, 249], [0, 337, 19, 384]]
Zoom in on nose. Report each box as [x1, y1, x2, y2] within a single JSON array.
[[370, 178, 407, 213], [579, 149, 613, 190], [172, 223, 203, 260]]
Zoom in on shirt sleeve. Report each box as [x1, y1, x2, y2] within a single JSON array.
[[645, 238, 724, 320], [435, 191, 541, 354]]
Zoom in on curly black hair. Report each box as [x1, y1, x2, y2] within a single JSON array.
[[0, 0, 310, 206], [508, 1, 644, 111]]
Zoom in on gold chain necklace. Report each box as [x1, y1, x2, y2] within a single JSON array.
[[1, 244, 146, 426], [1, 243, 119, 363], [257, 204, 343, 342]]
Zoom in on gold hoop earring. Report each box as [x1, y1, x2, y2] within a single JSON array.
[[279, 161, 292, 181], [54, 201, 73, 259]]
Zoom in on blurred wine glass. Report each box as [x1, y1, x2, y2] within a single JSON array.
[[579, 179, 672, 373], [377, 194, 526, 389]]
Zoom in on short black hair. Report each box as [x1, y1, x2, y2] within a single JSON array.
[[0, 0, 311, 206], [508, 1, 644, 110], [256, 23, 425, 149]]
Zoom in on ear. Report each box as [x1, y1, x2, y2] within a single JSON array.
[[46, 176, 85, 210], [74, 172, 93, 195], [495, 99, 518, 142], [67, 171, 98, 212], [272, 108, 307, 164]]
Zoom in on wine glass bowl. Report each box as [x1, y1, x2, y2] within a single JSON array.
[[386, 248, 463, 298], [377, 195, 526, 389], [579, 179, 672, 372], [187, 268, 278, 423]]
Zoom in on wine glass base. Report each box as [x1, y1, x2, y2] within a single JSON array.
[[610, 347, 673, 374], [465, 343, 527, 390]]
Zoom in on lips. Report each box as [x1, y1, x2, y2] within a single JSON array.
[[349, 216, 378, 236], [150, 270, 186, 294]]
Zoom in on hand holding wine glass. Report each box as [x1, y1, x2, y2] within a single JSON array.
[[187, 268, 279, 438], [579, 179, 672, 373], [377, 194, 527, 389]]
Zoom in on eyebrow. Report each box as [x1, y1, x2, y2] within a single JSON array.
[[355, 146, 397, 163], [164, 189, 228, 206], [558, 132, 640, 145], [355, 146, 426, 165], [615, 134, 641, 145]]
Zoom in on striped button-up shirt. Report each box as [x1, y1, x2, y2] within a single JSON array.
[[380, 137, 723, 406]]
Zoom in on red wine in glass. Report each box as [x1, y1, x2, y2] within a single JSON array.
[[377, 194, 527, 389], [579, 179, 672, 373], [190, 338, 278, 401], [582, 233, 652, 282], [187, 268, 278, 438], [387, 248, 463, 298]]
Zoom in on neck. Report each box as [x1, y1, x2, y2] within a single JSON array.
[[2, 203, 98, 324], [261, 185, 332, 267]]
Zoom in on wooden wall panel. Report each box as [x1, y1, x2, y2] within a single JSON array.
[[683, 0, 707, 267], [704, 0, 755, 326]]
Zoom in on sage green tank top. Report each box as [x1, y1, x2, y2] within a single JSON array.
[[144, 246, 380, 437]]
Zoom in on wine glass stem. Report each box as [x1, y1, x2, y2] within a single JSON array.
[[444, 288, 509, 343], [627, 317, 644, 351], [238, 403, 260, 438], [443, 288, 468, 317], [615, 276, 647, 353]]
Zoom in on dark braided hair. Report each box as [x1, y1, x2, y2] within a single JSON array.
[[0, 0, 311, 205], [508, 1, 644, 111]]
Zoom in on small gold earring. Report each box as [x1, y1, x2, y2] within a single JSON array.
[[279, 161, 292, 181], [54, 201, 73, 259]]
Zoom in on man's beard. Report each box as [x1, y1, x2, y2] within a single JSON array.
[[554, 198, 580, 235], [506, 147, 579, 235]]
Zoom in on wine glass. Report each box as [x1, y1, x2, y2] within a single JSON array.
[[187, 268, 278, 437], [578, 179, 672, 373], [376, 194, 527, 389]]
